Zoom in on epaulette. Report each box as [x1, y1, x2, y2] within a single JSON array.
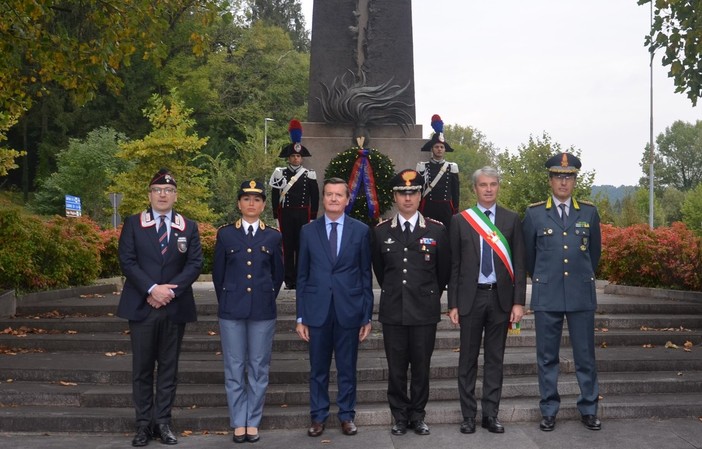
[[217, 222, 234, 230], [578, 200, 594, 206], [449, 163, 459, 174], [528, 200, 546, 208], [425, 216, 445, 226], [375, 217, 391, 227], [307, 169, 317, 180]]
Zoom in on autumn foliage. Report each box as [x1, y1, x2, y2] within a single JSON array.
[[599, 222, 702, 291]]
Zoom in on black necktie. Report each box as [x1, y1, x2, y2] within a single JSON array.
[[481, 210, 492, 278], [559, 203, 568, 227], [329, 222, 338, 263], [158, 215, 168, 257], [403, 221, 411, 243], [248, 224, 254, 240]]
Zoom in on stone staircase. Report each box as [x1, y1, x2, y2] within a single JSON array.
[[0, 282, 701, 433]]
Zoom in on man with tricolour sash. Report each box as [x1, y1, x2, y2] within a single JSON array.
[[269, 119, 319, 290], [448, 166, 526, 436]]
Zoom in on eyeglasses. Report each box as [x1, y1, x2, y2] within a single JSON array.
[[552, 174, 576, 181], [149, 187, 177, 195]]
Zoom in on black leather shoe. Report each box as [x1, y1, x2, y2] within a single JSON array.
[[410, 420, 430, 435], [155, 424, 177, 445], [131, 426, 152, 447], [246, 433, 260, 443], [540, 416, 556, 432], [581, 414, 601, 430], [391, 421, 408, 435], [232, 433, 246, 444], [481, 416, 505, 433], [460, 417, 476, 434]]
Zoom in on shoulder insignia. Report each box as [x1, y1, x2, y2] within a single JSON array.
[[578, 199, 594, 206], [416, 161, 427, 171], [307, 169, 317, 180], [261, 220, 280, 232], [425, 216, 445, 226], [528, 200, 547, 208], [269, 167, 286, 188], [449, 162, 459, 174], [375, 218, 391, 227]]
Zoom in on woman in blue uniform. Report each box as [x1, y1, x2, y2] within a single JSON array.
[[213, 180, 284, 443]]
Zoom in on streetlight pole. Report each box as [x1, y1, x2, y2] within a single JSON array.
[[264, 117, 275, 154], [648, 2, 655, 229]]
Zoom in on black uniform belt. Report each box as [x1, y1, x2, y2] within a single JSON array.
[[477, 283, 497, 290]]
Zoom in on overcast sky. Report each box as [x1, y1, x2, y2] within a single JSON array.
[[299, 0, 700, 186]]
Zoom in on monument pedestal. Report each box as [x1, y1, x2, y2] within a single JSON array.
[[301, 122, 425, 180]]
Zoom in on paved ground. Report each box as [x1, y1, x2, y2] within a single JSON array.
[[1, 418, 701, 449]]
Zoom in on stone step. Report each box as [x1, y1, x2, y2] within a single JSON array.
[[5, 312, 702, 334], [1, 346, 700, 385], [2, 371, 699, 409], [1, 326, 699, 354], [1, 392, 701, 433]]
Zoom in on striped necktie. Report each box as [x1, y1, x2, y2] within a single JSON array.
[[158, 215, 168, 257]]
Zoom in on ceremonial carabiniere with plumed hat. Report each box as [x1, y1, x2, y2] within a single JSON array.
[[269, 119, 319, 290], [416, 114, 460, 230]]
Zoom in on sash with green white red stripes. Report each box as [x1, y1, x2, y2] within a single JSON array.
[[459, 207, 514, 282]]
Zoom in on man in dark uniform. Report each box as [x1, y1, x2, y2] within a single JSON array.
[[448, 166, 526, 435], [522, 153, 602, 432], [117, 169, 203, 446], [269, 119, 319, 290], [416, 114, 459, 230], [371, 169, 450, 436]]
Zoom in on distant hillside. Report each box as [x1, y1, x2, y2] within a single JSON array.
[[591, 185, 636, 203]]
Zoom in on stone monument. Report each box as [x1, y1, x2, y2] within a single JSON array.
[[301, 0, 424, 191]]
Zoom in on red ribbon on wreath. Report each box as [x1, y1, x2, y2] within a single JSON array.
[[346, 149, 380, 220]]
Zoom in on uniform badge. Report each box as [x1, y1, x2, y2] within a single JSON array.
[[177, 236, 188, 253], [425, 254, 431, 262], [384, 238, 395, 244], [546, 228, 553, 235], [580, 245, 587, 251]]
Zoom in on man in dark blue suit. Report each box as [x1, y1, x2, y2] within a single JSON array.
[[117, 169, 203, 446], [295, 178, 374, 438], [522, 153, 602, 433]]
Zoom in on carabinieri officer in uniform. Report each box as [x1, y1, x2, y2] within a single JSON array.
[[269, 119, 319, 290], [213, 180, 284, 444], [416, 114, 459, 230], [522, 152, 602, 433], [371, 169, 450, 436]]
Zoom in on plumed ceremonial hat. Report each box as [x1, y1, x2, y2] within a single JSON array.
[[421, 114, 454, 152], [278, 119, 312, 158]]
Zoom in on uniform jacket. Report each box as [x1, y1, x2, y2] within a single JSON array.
[[212, 219, 284, 321], [371, 213, 450, 325], [448, 205, 527, 314], [296, 215, 373, 328], [416, 160, 460, 212], [522, 197, 602, 312], [117, 209, 203, 323], [269, 166, 319, 219]]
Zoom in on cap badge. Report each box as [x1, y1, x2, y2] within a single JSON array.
[[561, 153, 569, 167]]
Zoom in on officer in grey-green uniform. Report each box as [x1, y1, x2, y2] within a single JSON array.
[[522, 152, 602, 433]]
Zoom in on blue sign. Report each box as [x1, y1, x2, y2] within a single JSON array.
[[65, 195, 82, 217]]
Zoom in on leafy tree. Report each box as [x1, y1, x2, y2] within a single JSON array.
[[160, 22, 309, 159], [33, 128, 130, 224], [660, 186, 686, 224], [496, 133, 595, 216], [112, 91, 214, 222], [639, 0, 702, 105], [443, 124, 496, 210], [682, 182, 702, 235], [0, 112, 25, 178], [2, 0, 224, 190], [592, 191, 616, 225], [639, 120, 702, 191], [249, 0, 310, 51]]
